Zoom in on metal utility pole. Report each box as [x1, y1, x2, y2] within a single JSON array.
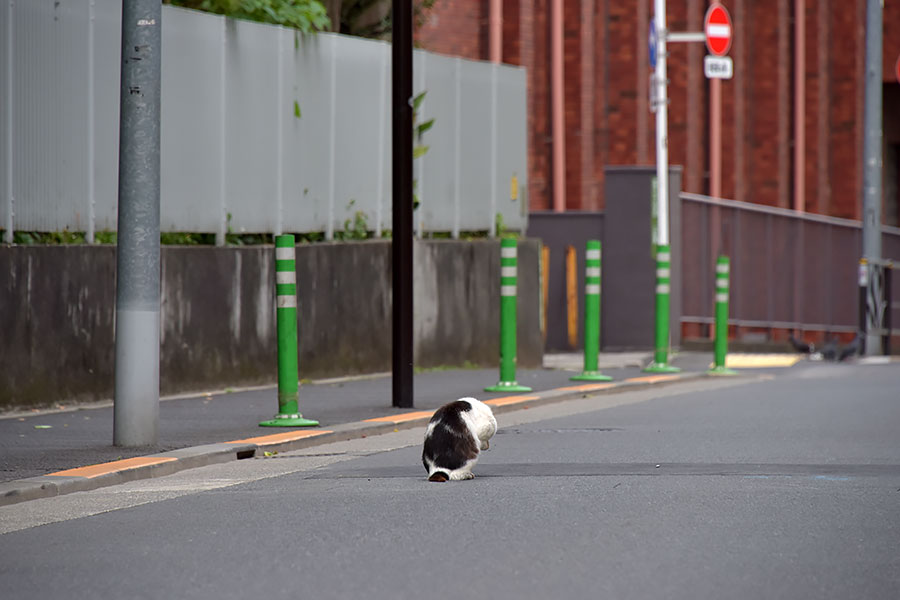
[[643, 0, 680, 373], [392, 0, 414, 408], [653, 0, 669, 252], [114, 0, 162, 446], [861, 0, 883, 356]]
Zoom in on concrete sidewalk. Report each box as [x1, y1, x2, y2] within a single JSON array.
[[1, 351, 740, 506]]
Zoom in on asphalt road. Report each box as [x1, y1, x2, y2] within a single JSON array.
[[1, 362, 898, 599]]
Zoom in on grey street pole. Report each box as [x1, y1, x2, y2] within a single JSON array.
[[643, 0, 680, 373], [653, 0, 669, 250], [114, 0, 162, 446], [861, 0, 883, 355]]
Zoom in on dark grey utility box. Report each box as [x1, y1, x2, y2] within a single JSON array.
[[602, 166, 683, 351]]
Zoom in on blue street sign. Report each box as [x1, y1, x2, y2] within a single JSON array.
[[649, 20, 658, 69]]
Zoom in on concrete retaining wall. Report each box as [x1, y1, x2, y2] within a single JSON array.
[[0, 240, 541, 410]]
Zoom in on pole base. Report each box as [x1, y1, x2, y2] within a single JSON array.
[[706, 366, 738, 376], [570, 371, 614, 382], [259, 414, 320, 428], [484, 381, 533, 393], [642, 362, 682, 374]]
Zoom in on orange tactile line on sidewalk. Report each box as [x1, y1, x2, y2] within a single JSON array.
[[484, 395, 541, 407], [49, 457, 179, 479], [555, 383, 617, 393], [227, 429, 334, 446], [364, 411, 435, 424], [625, 375, 682, 384]]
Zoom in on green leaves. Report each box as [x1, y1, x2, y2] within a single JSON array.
[[412, 91, 434, 148], [411, 91, 434, 210], [168, 0, 331, 34], [411, 90, 427, 114], [416, 118, 434, 138]]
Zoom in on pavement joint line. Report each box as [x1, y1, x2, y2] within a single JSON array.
[[0, 370, 758, 508]]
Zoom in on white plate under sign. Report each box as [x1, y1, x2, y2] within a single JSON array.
[[704, 55, 733, 79]]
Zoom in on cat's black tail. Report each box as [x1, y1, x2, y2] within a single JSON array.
[[428, 471, 450, 482]]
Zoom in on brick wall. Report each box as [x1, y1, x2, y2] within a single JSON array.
[[414, 0, 900, 218], [414, 0, 486, 59]]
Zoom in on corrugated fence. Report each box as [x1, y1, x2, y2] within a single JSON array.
[[0, 2, 529, 242]]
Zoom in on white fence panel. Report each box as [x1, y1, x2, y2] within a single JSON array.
[[1, 0, 11, 238], [283, 32, 332, 235], [332, 34, 389, 238], [495, 64, 529, 232], [0, 3, 529, 241], [224, 18, 281, 235], [11, 0, 91, 233], [91, 1, 123, 234], [161, 7, 225, 235], [457, 58, 494, 233], [419, 52, 457, 235]]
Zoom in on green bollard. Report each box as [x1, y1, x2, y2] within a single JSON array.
[[571, 240, 613, 381], [260, 235, 319, 427], [707, 255, 738, 376], [643, 244, 681, 373], [485, 238, 533, 392]]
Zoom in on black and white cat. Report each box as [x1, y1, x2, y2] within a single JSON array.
[[422, 397, 497, 482]]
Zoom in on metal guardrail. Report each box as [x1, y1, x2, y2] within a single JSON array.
[[680, 192, 900, 339]]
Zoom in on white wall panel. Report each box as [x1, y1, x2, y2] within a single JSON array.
[[1, 3, 529, 240], [161, 7, 224, 233]]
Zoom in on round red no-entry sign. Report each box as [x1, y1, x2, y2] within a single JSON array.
[[705, 3, 733, 57]]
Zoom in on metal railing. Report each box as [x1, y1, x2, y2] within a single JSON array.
[[680, 192, 900, 337]]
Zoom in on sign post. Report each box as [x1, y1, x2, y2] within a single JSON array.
[[645, 2, 735, 372], [704, 2, 732, 349], [644, 0, 680, 374], [704, 4, 733, 56], [703, 4, 734, 81]]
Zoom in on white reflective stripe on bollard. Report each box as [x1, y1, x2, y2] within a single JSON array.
[[277, 296, 297, 308], [276, 271, 296, 284]]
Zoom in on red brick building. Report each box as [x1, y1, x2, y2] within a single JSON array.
[[415, 0, 900, 223]]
